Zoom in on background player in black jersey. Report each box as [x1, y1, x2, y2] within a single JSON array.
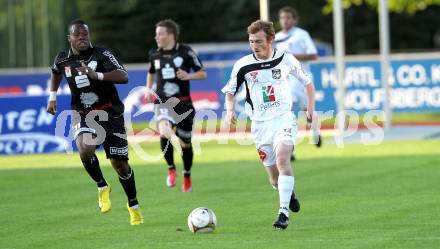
[[46, 19, 143, 225], [145, 19, 206, 192]]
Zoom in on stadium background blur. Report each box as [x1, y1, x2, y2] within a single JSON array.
[[0, 1, 439, 249]]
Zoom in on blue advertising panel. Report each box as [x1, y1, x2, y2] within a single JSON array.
[[311, 58, 440, 112], [0, 95, 72, 155]]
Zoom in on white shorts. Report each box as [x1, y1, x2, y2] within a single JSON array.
[[251, 113, 297, 167]]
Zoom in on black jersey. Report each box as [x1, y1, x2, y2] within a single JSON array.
[[51, 46, 127, 115], [148, 43, 203, 103]]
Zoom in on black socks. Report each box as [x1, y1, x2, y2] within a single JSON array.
[[81, 154, 107, 188]]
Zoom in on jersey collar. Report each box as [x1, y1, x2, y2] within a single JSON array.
[[67, 43, 94, 58], [252, 49, 277, 61], [158, 42, 179, 52]]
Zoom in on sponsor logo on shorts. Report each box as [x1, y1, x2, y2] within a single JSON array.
[[109, 146, 128, 156], [257, 149, 267, 161], [282, 127, 293, 138]]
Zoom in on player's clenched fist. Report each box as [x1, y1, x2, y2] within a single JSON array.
[[47, 100, 57, 115]]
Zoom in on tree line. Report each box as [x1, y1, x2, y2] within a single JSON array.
[[0, 0, 438, 68]]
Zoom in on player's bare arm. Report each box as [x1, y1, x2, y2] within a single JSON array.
[[305, 83, 316, 122], [144, 72, 156, 101], [224, 93, 237, 124], [176, 68, 206, 81], [46, 72, 63, 115]]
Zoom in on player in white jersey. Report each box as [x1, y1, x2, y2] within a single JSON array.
[[275, 6, 321, 156], [222, 20, 316, 230]]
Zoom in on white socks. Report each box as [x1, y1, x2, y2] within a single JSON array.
[[278, 175, 294, 216]]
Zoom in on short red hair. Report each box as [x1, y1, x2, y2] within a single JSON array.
[[247, 20, 275, 42]]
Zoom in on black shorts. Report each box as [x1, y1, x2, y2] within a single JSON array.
[[154, 101, 195, 143], [72, 112, 129, 160]]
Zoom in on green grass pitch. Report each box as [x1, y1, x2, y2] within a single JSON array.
[[0, 139, 439, 249]]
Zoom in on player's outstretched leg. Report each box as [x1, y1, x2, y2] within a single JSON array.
[[181, 141, 193, 192], [111, 159, 143, 225], [77, 135, 111, 213], [82, 155, 112, 213], [161, 137, 176, 187], [273, 142, 295, 229], [158, 120, 177, 188]]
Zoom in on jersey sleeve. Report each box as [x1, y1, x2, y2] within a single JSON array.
[[101, 49, 127, 73], [287, 54, 312, 86], [148, 49, 156, 74], [221, 61, 242, 95], [303, 31, 318, 54], [51, 52, 64, 75], [187, 47, 204, 72]]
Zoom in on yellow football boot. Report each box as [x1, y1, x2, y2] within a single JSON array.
[[127, 203, 144, 225], [98, 184, 111, 213]]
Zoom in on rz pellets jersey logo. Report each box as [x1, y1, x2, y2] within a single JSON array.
[[259, 85, 280, 110], [262, 85, 276, 103]]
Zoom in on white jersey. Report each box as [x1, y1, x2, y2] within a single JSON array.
[[274, 27, 317, 73], [222, 49, 311, 121]]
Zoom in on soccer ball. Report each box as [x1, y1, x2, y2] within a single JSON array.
[[187, 207, 217, 234]]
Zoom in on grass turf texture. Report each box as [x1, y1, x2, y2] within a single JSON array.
[[0, 140, 439, 249]]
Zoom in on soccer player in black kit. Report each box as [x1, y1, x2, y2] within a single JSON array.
[[46, 19, 143, 225], [145, 19, 206, 192]]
